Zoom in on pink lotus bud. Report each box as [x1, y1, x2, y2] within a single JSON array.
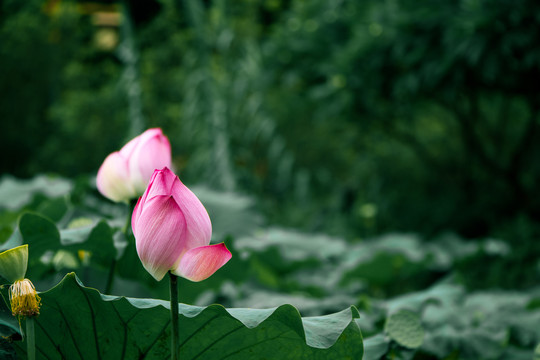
[[97, 128, 172, 202], [132, 167, 232, 281]]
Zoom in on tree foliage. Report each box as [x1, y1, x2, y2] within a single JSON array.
[[1, 0, 539, 239]]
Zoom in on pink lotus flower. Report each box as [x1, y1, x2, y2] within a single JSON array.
[[132, 167, 232, 281], [97, 128, 172, 202]]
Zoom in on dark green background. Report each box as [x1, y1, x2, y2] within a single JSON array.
[[1, 0, 540, 262], [1, 2, 540, 358]]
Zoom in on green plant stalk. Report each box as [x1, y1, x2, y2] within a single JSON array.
[[170, 272, 179, 360], [26, 316, 35, 360], [105, 200, 136, 294], [104, 260, 116, 294]]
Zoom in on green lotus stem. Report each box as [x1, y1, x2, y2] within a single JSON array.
[[170, 272, 179, 360], [123, 199, 138, 235], [105, 200, 136, 294], [104, 260, 116, 294], [26, 316, 35, 360]]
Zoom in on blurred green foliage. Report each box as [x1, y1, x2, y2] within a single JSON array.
[[1, 0, 540, 241], [0, 175, 538, 359], [1, 1, 540, 357]]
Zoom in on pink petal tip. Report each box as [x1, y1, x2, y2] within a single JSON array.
[[173, 243, 232, 282]]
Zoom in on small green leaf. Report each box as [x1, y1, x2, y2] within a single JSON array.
[[385, 309, 424, 349], [19, 213, 61, 259], [534, 343, 540, 360], [36, 197, 68, 223], [52, 250, 79, 270], [19, 213, 116, 276], [66, 218, 94, 229], [0, 245, 28, 282], [62, 220, 117, 265]]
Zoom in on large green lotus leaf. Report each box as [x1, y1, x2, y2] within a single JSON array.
[[11, 273, 363, 359], [0, 291, 19, 338]]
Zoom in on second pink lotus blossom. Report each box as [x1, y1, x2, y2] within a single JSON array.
[[97, 128, 171, 202]]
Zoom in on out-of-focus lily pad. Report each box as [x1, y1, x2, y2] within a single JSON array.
[[384, 309, 424, 349]]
